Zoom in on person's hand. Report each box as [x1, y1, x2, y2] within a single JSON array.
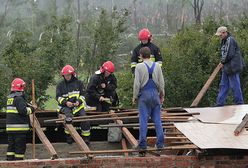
[[66, 101, 74, 108], [74, 101, 80, 107], [218, 62, 224, 68], [101, 83, 106, 88], [99, 96, 105, 102], [160, 97, 164, 104], [132, 98, 136, 106], [32, 103, 38, 110]]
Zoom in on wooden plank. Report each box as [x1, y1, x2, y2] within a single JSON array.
[[29, 114, 58, 159], [59, 114, 93, 158], [133, 126, 176, 130], [161, 112, 200, 116], [109, 111, 161, 157], [99, 123, 173, 128], [163, 107, 185, 112], [121, 138, 129, 157], [69, 145, 198, 155], [234, 114, 248, 136], [147, 136, 188, 141], [31, 79, 36, 159], [170, 141, 193, 145], [56, 116, 189, 123], [190, 64, 221, 107], [44, 111, 138, 123]]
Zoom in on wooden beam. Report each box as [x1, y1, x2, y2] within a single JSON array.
[[31, 79, 36, 159], [234, 114, 248, 136], [29, 114, 58, 159], [161, 112, 200, 116], [44, 111, 138, 123], [121, 138, 129, 157], [109, 111, 161, 157], [190, 64, 221, 107], [148, 136, 188, 140], [133, 126, 176, 130], [59, 114, 93, 158], [99, 123, 173, 128], [162, 107, 185, 112], [56, 116, 189, 123], [69, 145, 198, 155]]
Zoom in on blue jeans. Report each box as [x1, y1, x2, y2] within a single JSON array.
[[138, 89, 164, 149], [216, 71, 244, 106]]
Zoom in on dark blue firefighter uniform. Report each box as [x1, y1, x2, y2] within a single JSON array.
[[138, 62, 164, 149]]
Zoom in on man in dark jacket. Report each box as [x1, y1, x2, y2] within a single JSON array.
[[131, 28, 162, 74], [215, 26, 245, 106], [6, 78, 36, 161], [56, 65, 90, 144], [86, 61, 117, 112]]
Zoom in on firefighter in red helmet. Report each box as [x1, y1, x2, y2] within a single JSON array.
[[56, 65, 90, 144], [131, 28, 162, 74], [6, 78, 36, 161], [86, 61, 118, 112]]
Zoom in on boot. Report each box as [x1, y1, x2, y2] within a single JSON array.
[[66, 135, 73, 144], [82, 136, 90, 145], [6, 155, 14, 161], [135, 146, 146, 157]]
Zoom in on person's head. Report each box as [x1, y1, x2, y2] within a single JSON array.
[[61, 65, 76, 81], [138, 28, 152, 44], [100, 61, 115, 77], [11, 78, 26, 92], [215, 26, 228, 39], [139, 47, 151, 59]]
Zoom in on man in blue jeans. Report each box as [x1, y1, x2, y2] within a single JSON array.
[[215, 26, 245, 106], [132, 46, 165, 156]]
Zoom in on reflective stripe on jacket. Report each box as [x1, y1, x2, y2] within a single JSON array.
[[56, 76, 86, 114], [131, 42, 163, 69], [6, 92, 31, 133]]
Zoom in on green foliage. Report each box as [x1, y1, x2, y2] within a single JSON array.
[[0, 64, 12, 109], [235, 17, 248, 104], [162, 22, 220, 107], [81, 8, 129, 78], [38, 16, 76, 69], [0, 16, 77, 108], [115, 70, 133, 108]]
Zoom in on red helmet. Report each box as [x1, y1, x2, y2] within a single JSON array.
[[61, 65, 76, 76], [138, 28, 152, 41], [11, 78, 26, 92], [100, 61, 115, 73]]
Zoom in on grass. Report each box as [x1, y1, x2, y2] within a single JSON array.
[[44, 85, 57, 109]]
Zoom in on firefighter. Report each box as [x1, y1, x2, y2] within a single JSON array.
[[56, 65, 90, 144], [6, 78, 36, 161], [85, 61, 118, 112], [131, 28, 162, 74]]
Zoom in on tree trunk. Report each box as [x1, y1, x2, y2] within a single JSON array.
[[0, 0, 10, 28], [191, 0, 204, 25], [76, 0, 81, 69], [132, 0, 138, 31]]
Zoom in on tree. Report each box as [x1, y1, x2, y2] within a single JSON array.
[[80, 7, 129, 80], [1, 15, 77, 108], [191, 0, 204, 25]]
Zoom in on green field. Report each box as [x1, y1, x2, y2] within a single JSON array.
[[44, 85, 57, 109]]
